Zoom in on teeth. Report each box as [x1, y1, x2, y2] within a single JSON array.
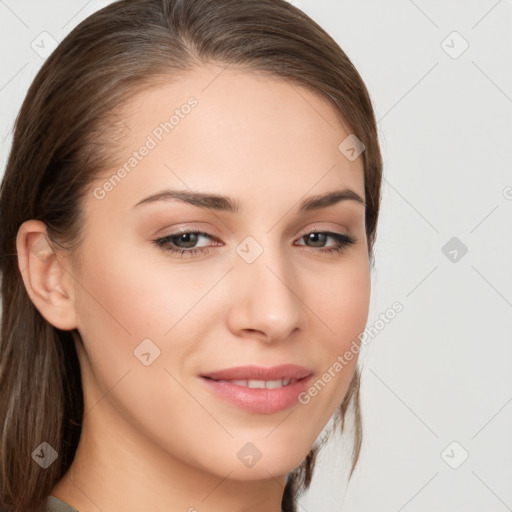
[[225, 378, 296, 389], [230, 379, 248, 386], [247, 379, 267, 389], [264, 379, 282, 389]]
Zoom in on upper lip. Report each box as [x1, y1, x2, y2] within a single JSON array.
[[200, 364, 313, 381]]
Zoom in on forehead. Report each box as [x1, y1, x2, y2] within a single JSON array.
[[88, 65, 365, 215]]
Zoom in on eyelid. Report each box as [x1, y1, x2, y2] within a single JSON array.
[[156, 223, 350, 243], [299, 223, 351, 237], [153, 223, 222, 241], [165, 229, 222, 247]]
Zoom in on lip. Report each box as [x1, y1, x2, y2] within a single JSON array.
[[200, 365, 314, 414], [200, 364, 313, 381]]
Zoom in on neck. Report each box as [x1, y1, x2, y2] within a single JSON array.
[[51, 398, 286, 512]]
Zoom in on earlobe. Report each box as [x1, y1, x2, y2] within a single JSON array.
[[16, 220, 78, 330]]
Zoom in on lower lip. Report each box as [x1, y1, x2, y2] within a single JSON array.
[[200, 376, 313, 414]]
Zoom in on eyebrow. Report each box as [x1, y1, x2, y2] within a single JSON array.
[[132, 188, 366, 212]]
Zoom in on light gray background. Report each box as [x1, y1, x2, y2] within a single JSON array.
[[1, 1, 511, 511]]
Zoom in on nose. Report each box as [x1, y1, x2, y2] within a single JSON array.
[[226, 242, 307, 343]]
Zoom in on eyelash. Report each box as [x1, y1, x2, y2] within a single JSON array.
[[152, 229, 356, 258]]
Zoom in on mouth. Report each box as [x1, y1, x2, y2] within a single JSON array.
[[199, 364, 314, 414]]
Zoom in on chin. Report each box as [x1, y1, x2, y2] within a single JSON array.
[[223, 436, 314, 481], [219, 458, 301, 482]]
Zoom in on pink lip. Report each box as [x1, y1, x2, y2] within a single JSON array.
[[200, 365, 314, 414], [200, 364, 313, 381]]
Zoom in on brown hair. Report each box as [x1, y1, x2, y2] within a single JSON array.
[[0, 1, 382, 510]]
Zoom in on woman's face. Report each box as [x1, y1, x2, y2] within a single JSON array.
[[70, 65, 370, 481]]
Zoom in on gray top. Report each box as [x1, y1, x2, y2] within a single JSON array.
[[45, 496, 79, 512], [46, 495, 285, 511]]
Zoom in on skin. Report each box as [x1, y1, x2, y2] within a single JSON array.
[[17, 65, 370, 512]]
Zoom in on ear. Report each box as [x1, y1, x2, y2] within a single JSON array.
[[16, 219, 78, 330]]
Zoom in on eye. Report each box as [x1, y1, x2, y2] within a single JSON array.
[[152, 230, 219, 258], [152, 229, 356, 258], [295, 231, 356, 254]]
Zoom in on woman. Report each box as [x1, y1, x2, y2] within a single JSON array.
[[0, 0, 382, 511]]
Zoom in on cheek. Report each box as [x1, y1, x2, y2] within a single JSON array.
[[297, 254, 369, 419], [72, 245, 223, 446], [312, 254, 371, 353], [74, 241, 214, 340], [72, 240, 230, 396]]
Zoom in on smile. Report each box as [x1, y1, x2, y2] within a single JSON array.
[[211, 378, 298, 389]]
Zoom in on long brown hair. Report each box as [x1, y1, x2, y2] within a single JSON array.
[[0, 1, 382, 510]]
